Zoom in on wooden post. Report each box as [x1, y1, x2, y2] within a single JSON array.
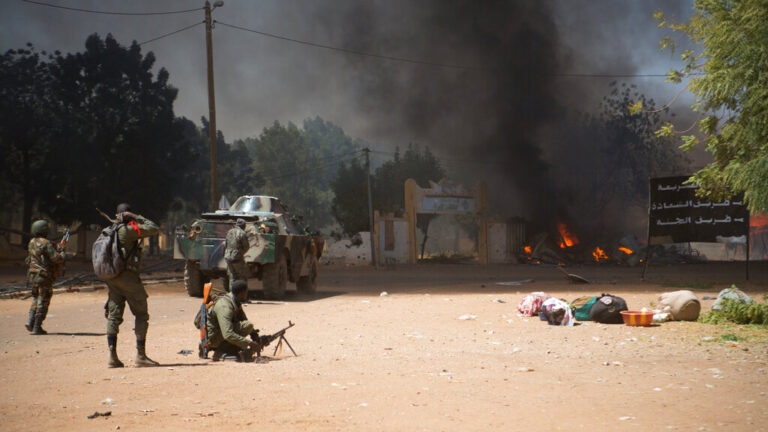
[[204, 1, 219, 212], [404, 179, 418, 264], [477, 181, 489, 265], [641, 178, 652, 281], [746, 213, 751, 281]]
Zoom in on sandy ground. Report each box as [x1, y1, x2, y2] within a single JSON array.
[[0, 261, 767, 431]]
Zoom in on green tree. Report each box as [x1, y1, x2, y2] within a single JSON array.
[[248, 121, 330, 228], [373, 145, 445, 214], [48, 33, 193, 225], [330, 144, 445, 239], [0, 45, 58, 237], [330, 158, 369, 236], [652, 1, 768, 212], [550, 82, 687, 238], [203, 119, 263, 205], [302, 116, 360, 189], [241, 117, 360, 229]]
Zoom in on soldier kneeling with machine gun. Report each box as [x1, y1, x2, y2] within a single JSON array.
[[205, 279, 296, 362]]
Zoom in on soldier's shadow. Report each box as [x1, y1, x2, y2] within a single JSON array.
[[46, 332, 106, 337], [247, 290, 344, 303], [156, 362, 210, 367]]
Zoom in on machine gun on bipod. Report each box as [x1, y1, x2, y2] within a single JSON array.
[[251, 321, 296, 358]]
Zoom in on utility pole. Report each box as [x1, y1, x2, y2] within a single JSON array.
[[364, 148, 377, 267], [204, 1, 223, 211]]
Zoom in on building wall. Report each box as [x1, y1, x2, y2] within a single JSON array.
[[321, 233, 372, 264], [378, 220, 409, 264]]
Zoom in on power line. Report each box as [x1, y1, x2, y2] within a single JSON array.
[[215, 20, 486, 71], [557, 73, 668, 78], [20, 1, 678, 79], [369, 149, 516, 169], [216, 20, 674, 78], [138, 21, 204, 46], [259, 154, 362, 183], [20, 0, 203, 16]]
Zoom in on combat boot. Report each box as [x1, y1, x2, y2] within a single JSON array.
[[237, 348, 254, 363], [107, 335, 124, 368], [211, 349, 224, 362], [135, 339, 159, 367], [31, 317, 47, 335], [25, 310, 35, 332]]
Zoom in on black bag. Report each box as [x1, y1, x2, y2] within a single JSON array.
[[589, 293, 628, 324], [91, 224, 127, 280]]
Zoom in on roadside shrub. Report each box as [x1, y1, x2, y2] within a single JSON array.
[[699, 299, 768, 326]]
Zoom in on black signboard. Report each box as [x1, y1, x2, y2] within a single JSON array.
[[649, 176, 749, 245]]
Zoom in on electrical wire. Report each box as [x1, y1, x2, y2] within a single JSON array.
[[138, 21, 204, 46], [20, 1, 682, 79], [215, 20, 486, 71], [20, 0, 203, 16], [259, 154, 362, 183], [369, 149, 514, 168], [216, 20, 675, 78]]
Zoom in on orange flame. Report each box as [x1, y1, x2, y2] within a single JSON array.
[[618, 246, 633, 255], [524, 246, 532, 254], [557, 222, 579, 249], [592, 246, 608, 261], [751, 213, 768, 234]]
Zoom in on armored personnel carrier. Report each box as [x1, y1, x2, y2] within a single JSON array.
[[173, 195, 323, 298]]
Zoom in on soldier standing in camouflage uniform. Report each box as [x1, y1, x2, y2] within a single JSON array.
[[224, 218, 250, 289], [25, 220, 64, 335], [206, 279, 259, 361], [105, 203, 160, 368]]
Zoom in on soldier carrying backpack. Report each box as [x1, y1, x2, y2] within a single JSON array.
[[92, 203, 160, 368]]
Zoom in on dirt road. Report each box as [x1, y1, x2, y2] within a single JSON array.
[[0, 262, 766, 431]]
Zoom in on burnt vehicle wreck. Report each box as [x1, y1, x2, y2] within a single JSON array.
[[174, 195, 324, 299]]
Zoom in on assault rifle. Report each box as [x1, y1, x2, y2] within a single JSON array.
[[250, 321, 297, 357], [54, 228, 71, 277]]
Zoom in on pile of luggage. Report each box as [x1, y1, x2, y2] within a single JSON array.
[[517, 290, 703, 326]]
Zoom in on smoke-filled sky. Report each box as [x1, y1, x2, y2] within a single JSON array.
[[3, 0, 700, 226], [5, 0, 695, 142]]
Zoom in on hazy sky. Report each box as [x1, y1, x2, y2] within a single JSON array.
[[4, 0, 695, 145]]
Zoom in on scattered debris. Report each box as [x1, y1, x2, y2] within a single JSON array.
[[496, 279, 534, 286], [87, 411, 112, 419], [619, 416, 636, 421], [556, 266, 589, 284], [101, 397, 115, 405], [457, 314, 477, 320], [492, 299, 506, 303], [380, 291, 388, 297], [177, 350, 192, 355], [517, 367, 534, 372]]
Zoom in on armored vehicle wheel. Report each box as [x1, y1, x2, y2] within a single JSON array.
[[262, 252, 287, 299], [184, 261, 206, 297], [297, 254, 318, 295]]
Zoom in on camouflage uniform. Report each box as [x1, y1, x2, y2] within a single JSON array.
[[105, 214, 159, 338], [206, 292, 254, 355], [104, 209, 159, 368], [26, 231, 64, 333], [224, 223, 249, 286]]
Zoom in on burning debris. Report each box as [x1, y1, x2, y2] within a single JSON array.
[[521, 222, 644, 266], [557, 222, 579, 249]]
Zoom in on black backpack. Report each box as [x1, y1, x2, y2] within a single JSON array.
[[92, 224, 129, 280], [589, 293, 628, 324]]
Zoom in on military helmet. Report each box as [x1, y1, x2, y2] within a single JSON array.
[[236, 218, 246, 228], [31, 220, 49, 237]]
